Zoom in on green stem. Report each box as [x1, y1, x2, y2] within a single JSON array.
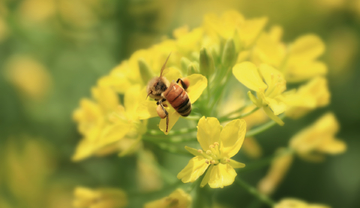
[[219, 107, 259, 122], [144, 135, 197, 143], [146, 127, 197, 136], [239, 148, 294, 174], [246, 114, 286, 138], [218, 102, 252, 120], [235, 177, 275, 207]]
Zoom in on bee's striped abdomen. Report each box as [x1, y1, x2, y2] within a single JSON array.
[[163, 83, 192, 117]]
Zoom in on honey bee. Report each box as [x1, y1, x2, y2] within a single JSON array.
[[146, 53, 191, 132]]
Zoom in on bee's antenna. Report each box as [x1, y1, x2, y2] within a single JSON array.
[[160, 52, 172, 78]]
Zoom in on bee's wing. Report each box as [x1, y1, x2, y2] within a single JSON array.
[[160, 52, 172, 77]]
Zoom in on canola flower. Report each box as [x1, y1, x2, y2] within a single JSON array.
[[274, 198, 330, 208], [71, 10, 344, 208], [73, 187, 128, 208], [144, 189, 191, 208], [177, 117, 246, 188]]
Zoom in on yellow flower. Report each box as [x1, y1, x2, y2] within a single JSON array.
[[217, 89, 267, 159], [285, 35, 327, 82], [72, 85, 147, 161], [5, 56, 52, 101], [252, 29, 327, 83], [203, 10, 267, 49], [274, 198, 330, 208], [144, 188, 191, 208], [232, 62, 287, 125], [138, 68, 207, 134], [285, 77, 330, 119], [3, 136, 55, 208], [137, 150, 163, 192], [289, 113, 346, 162], [257, 148, 294, 195], [177, 117, 246, 188], [73, 187, 128, 208]]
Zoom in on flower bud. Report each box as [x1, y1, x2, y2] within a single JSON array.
[[187, 63, 199, 75], [180, 57, 192, 75], [221, 39, 236, 68], [199, 48, 215, 78]]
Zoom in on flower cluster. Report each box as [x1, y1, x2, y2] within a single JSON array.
[[72, 10, 345, 208]]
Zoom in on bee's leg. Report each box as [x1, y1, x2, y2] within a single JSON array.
[[176, 78, 190, 90], [158, 99, 169, 132]]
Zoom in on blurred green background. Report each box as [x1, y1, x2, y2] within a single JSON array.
[[0, 0, 359, 208]]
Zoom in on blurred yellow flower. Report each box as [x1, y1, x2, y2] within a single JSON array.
[[144, 188, 191, 208], [253, 29, 327, 83], [285, 77, 330, 119], [233, 62, 287, 125], [177, 117, 246, 188], [2, 137, 55, 208], [18, 0, 55, 24], [73, 187, 128, 208], [289, 113, 346, 162], [5, 56, 52, 101], [257, 148, 294, 195], [137, 150, 163, 192], [285, 34, 327, 82], [203, 10, 267, 49], [138, 68, 207, 134], [274, 198, 330, 208], [73, 85, 147, 161]]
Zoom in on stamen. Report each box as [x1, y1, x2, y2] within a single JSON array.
[[205, 159, 210, 164], [206, 150, 212, 155], [197, 149, 203, 154], [210, 160, 216, 164], [214, 142, 219, 146]]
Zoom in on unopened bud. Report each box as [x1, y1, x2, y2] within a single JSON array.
[[187, 63, 199, 75], [180, 57, 192, 75], [221, 39, 236, 68], [199, 48, 215, 77]]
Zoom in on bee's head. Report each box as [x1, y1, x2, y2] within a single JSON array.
[[146, 77, 169, 100]]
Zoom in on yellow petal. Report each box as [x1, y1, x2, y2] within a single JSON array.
[[124, 85, 143, 120], [97, 122, 132, 148], [263, 106, 284, 126], [317, 139, 346, 154], [232, 62, 267, 92], [290, 34, 325, 61], [207, 163, 237, 188], [177, 156, 210, 183], [220, 119, 246, 158], [259, 64, 286, 94], [228, 159, 246, 169], [266, 96, 287, 115], [159, 107, 181, 134], [91, 86, 119, 111], [200, 165, 213, 187], [285, 61, 327, 83], [137, 100, 158, 120], [72, 139, 95, 161], [197, 117, 222, 152], [239, 17, 268, 48], [144, 188, 191, 208], [186, 74, 207, 104]]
